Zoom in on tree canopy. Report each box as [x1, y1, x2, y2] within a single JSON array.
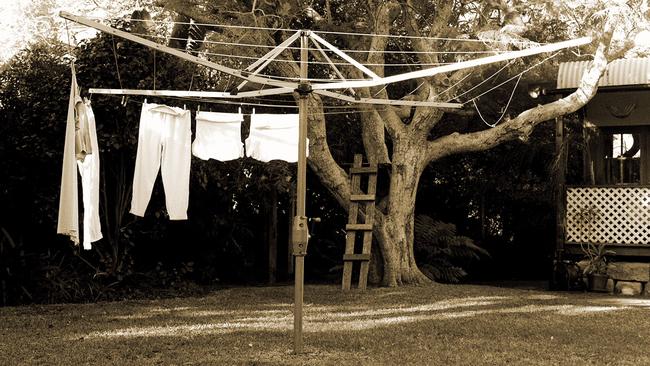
[[147, 0, 646, 285]]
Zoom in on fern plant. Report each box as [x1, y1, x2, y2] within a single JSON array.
[[414, 215, 489, 283]]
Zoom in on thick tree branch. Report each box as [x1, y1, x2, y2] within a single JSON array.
[[426, 29, 613, 162], [305, 94, 352, 208], [402, 0, 454, 134], [354, 0, 402, 164]]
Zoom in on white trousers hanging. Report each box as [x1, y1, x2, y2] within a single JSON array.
[[245, 113, 307, 163], [130, 103, 191, 220], [58, 66, 102, 250], [192, 111, 244, 161], [76, 101, 103, 249]]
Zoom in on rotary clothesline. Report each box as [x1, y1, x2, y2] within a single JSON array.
[[97, 21, 555, 103], [59, 10, 591, 355], [94, 49, 560, 113], [104, 33, 552, 103], [60, 12, 590, 103]]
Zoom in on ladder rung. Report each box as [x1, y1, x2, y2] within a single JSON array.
[[349, 167, 378, 174], [350, 194, 375, 202], [343, 253, 371, 261], [346, 224, 373, 231]]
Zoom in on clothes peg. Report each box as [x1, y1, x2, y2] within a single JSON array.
[[121, 96, 126, 106], [252, 107, 256, 115], [144, 98, 148, 105], [183, 104, 186, 110], [238, 106, 242, 115], [197, 105, 200, 112]]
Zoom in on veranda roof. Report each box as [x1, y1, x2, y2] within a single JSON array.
[[557, 58, 650, 89]]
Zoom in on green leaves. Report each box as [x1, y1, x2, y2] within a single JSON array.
[[414, 214, 488, 283]]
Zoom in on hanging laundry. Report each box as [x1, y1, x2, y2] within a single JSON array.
[[57, 65, 102, 249], [75, 101, 92, 161], [130, 103, 191, 220], [76, 98, 103, 249], [245, 113, 307, 163], [192, 111, 244, 161]]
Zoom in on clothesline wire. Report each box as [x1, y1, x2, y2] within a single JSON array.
[[430, 71, 473, 99], [116, 41, 469, 84], [371, 84, 389, 98], [99, 93, 391, 116], [472, 73, 523, 128], [94, 50, 560, 110], [127, 32, 458, 68], [101, 93, 297, 109], [94, 88, 446, 111], [463, 51, 560, 103], [165, 45, 452, 68], [64, 20, 75, 56], [129, 32, 514, 55], [169, 96, 297, 109], [175, 95, 397, 113], [446, 59, 515, 102], [104, 16, 546, 46], [97, 48, 554, 111], [153, 49, 157, 90], [111, 35, 124, 90]]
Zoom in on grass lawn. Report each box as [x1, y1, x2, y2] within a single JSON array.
[[1, 283, 650, 365]]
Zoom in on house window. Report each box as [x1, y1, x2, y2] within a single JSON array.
[[605, 133, 641, 184]]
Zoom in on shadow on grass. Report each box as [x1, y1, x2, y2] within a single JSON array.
[[82, 294, 629, 339]]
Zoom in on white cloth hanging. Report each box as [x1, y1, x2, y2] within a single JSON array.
[[76, 99, 103, 249], [57, 66, 102, 249], [192, 111, 244, 161], [130, 103, 191, 220], [245, 113, 307, 163], [57, 66, 81, 244]]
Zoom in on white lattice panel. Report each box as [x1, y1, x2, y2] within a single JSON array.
[[566, 187, 650, 245]]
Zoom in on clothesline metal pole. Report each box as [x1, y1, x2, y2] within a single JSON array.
[[293, 30, 310, 355]]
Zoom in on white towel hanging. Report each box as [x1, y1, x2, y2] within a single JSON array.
[[150, 105, 179, 115]]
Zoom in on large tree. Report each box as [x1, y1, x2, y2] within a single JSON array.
[[151, 0, 642, 286]]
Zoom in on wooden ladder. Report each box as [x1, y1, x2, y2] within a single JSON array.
[[342, 154, 377, 290]]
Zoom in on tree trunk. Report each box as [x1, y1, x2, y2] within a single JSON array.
[[374, 139, 430, 286]]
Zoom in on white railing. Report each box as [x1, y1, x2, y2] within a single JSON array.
[[566, 186, 650, 245]]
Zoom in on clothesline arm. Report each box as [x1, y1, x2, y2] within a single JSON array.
[[310, 37, 592, 90], [314, 90, 463, 109], [59, 11, 298, 90], [236, 31, 302, 92], [87, 87, 295, 98], [309, 32, 381, 81], [309, 37, 357, 97]]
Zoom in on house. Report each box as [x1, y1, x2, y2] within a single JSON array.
[[553, 58, 650, 294]]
